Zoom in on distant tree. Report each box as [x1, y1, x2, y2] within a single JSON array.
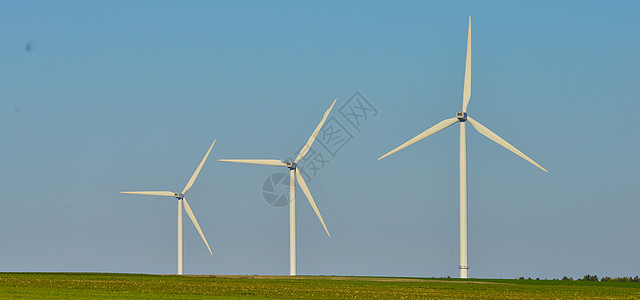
[[580, 274, 598, 282], [596, 276, 640, 282]]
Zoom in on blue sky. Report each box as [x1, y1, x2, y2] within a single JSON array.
[[1, 1, 638, 279]]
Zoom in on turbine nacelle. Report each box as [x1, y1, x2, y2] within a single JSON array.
[[174, 193, 185, 199], [456, 112, 467, 122], [286, 162, 297, 170]]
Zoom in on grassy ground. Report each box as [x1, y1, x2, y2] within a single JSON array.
[[1, 273, 639, 299]]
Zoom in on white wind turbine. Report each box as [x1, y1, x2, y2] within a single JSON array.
[[121, 140, 216, 275], [378, 17, 547, 278], [219, 99, 336, 276]]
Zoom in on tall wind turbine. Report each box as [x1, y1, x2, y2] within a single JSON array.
[[219, 99, 336, 276], [121, 140, 216, 275], [378, 17, 547, 278]]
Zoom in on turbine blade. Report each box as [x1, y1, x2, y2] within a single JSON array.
[[120, 191, 177, 197], [182, 140, 216, 194], [295, 171, 330, 237], [294, 98, 337, 164], [378, 117, 458, 160], [218, 159, 288, 167], [467, 116, 547, 172], [462, 16, 472, 113], [183, 197, 213, 255]]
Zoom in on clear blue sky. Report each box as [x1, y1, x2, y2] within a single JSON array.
[[1, 1, 638, 279]]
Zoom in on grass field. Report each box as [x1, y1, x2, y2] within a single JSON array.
[[1, 273, 639, 299]]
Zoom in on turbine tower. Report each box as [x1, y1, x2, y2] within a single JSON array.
[[378, 17, 547, 278], [121, 140, 216, 275], [219, 99, 336, 276]]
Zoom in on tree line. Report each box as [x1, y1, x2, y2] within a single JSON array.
[[518, 274, 640, 282], [568, 275, 640, 282], [518, 275, 640, 282]]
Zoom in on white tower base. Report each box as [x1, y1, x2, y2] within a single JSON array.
[[289, 168, 297, 276], [178, 199, 184, 275], [459, 121, 469, 278]]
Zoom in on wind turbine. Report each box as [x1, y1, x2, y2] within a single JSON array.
[[378, 17, 547, 278], [219, 99, 336, 276], [121, 140, 216, 275]]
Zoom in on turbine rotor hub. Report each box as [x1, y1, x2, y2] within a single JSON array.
[[287, 162, 297, 170], [175, 193, 184, 199], [456, 112, 467, 122]]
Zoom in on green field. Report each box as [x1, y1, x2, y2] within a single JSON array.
[[1, 273, 638, 299]]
